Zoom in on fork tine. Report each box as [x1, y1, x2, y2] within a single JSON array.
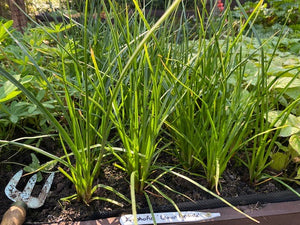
[[26, 196, 42, 209], [4, 170, 23, 202], [5, 170, 55, 209], [20, 173, 37, 201], [37, 173, 55, 204], [24, 173, 55, 209], [6, 170, 23, 188]]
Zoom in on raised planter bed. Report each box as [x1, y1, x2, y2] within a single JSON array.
[[23, 188, 300, 225], [28, 200, 300, 225]]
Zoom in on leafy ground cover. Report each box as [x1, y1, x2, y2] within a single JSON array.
[[0, 0, 300, 223]]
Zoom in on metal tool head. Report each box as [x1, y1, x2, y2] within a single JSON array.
[[5, 170, 55, 209]]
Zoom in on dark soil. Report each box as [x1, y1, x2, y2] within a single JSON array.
[[0, 136, 291, 224]]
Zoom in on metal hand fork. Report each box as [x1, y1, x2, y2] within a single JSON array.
[[1, 170, 54, 225]]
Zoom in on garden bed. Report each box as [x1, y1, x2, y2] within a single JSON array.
[[0, 142, 296, 223]]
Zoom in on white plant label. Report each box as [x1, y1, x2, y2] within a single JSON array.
[[120, 211, 221, 225]]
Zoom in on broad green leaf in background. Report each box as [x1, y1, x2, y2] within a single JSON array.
[[269, 76, 300, 100], [43, 23, 75, 33], [0, 20, 13, 43], [289, 134, 300, 156], [267, 111, 300, 137], [9, 114, 18, 124], [267, 57, 300, 76], [285, 88, 300, 100], [0, 75, 33, 102], [295, 169, 300, 180], [270, 151, 290, 171], [269, 76, 300, 89]]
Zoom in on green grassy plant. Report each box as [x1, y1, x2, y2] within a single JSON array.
[[105, 0, 181, 193], [101, 0, 192, 219], [0, 0, 130, 205], [165, 0, 267, 190]]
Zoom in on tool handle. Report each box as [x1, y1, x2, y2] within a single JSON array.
[[1, 201, 27, 225]]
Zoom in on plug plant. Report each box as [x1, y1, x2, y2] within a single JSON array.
[[165, 0, 267, 190], [105, 0, 182, 193]]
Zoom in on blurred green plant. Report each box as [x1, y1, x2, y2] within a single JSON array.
[[266, 110, 300, 172], [0, 20, 13, 43], [232, 0, 300, 38]]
